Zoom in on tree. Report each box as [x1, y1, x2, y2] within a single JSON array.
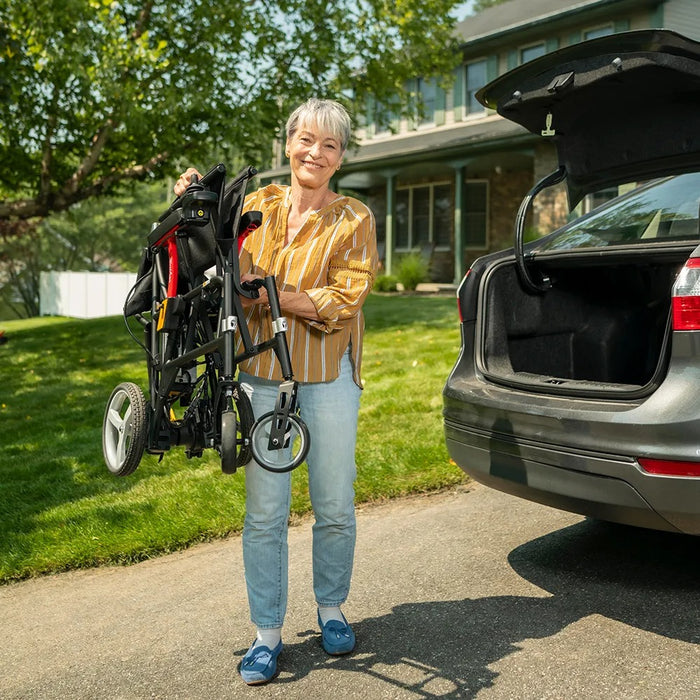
[[1, 0, 462, 317], [0, 0, 462, 233], [0, 182, 171, 318]]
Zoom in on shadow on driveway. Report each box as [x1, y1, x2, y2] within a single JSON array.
[[258, 519, 698, 697]]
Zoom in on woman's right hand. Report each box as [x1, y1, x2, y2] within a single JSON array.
[[174, 167, 203, 197]]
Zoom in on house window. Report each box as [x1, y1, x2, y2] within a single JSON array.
[[520, 42, 545, 64], [415, 77, 438, 125], [464, 180, 489, 249], [396, 190, 410, 249], [373, 99, 393, 136], [395, 182, 453, 250], [584, 25, 613, 40], [579, 185, 619, 216], [434, 184, 452, 247], [464, 59, 487, 116]]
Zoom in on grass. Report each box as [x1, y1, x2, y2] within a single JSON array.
[[0, 294, 465, 582]]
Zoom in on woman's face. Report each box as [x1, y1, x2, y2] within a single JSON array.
[[286, 121, 344, 190]]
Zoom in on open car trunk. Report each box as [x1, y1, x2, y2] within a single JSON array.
[[480, 253, 684, 398], [472, 30, 700, 400]]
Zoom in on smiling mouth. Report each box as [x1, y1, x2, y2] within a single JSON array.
[[301, 160, 323, 169]]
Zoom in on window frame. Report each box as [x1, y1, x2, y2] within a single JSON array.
[[395, 180, 453, 252], [415, 76, 438, 127], [520, 42, 546, 65], [463, 179, 490, 251], [463, 58, 488, 119], [373, 98, 394, 137], [583, 25, 614, 40]]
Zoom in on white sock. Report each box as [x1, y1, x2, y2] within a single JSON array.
[[318, 605, 344, 625], [254, 627, 282, 649]]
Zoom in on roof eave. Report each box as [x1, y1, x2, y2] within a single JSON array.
[[456, 0, 659, 52], [258, 121, 536, 181]]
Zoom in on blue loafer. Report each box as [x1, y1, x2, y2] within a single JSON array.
[[318, 611, 356, 655], [239, 640, 283, 685]]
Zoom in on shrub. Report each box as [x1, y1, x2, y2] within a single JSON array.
[[523, 226, 542, 243], [396, 253, 428, 291], [373, 274, 399, 292]]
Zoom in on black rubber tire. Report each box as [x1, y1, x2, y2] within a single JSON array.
[[219, 386, 255, 474], [250, 412, 309, 473], [102, 382, 148, 476], [233, 387, 255, 469], [220, 410, 238, 474]]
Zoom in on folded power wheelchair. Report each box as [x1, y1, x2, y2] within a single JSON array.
[[102, 164, 309, 477]]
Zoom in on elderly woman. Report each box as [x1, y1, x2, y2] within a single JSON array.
[[175, 98, 378, 685]]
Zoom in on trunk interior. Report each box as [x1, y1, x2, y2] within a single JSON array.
[[481, 255, 685, 396]]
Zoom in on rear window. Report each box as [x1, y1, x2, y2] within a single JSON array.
[[536, 172, 700, 251]]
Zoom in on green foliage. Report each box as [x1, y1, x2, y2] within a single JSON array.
[[0, 0, 463, 315], [396, 252, 429, 291], [373, 274, 399, 292], [0, 294, 464, 581], [524, 226, 543, 244], [0, 225, 42, 318], [40, 181, 172, 271], [0, 181, 172, 318], [0, 0, 462, 230]]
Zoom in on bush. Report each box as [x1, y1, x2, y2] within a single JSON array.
[[373, 274, 399, 292], [523, 226, 543, 243], [396, 253, 428, 291]]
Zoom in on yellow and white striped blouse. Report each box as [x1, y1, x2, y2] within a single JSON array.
[[236, 184, 378, 388]]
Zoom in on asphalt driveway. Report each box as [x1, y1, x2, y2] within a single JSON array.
[[1, 483, 698, 699]]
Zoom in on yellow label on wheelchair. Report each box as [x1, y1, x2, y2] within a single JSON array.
[[156, 299, 168, 332], [156, 297, 186, 332]]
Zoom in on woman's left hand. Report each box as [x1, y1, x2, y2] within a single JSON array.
[[239, 275, 320, 320]]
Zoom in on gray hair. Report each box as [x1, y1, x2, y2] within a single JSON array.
[[285, 98, 352, 152]]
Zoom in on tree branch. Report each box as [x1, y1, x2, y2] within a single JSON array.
[[38, 80, 64, 205], [40, 115, 57, 205], [63, 119, 116, 197], [56, 0, 154, 204], [131, 0, 154, 41], [0, 151, 170, 222]]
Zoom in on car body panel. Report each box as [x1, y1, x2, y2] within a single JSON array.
[[445, 31, 700, 535], [443, 420, 698, 533]]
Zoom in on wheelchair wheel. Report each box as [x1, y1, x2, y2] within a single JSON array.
[[220, 411, 238, 474], [249, 412, 309, 473], [103, 382, 148, 476], [219, 387, 254, 474]]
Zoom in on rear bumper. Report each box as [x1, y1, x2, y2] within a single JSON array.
[[444, 420, 700, 535]]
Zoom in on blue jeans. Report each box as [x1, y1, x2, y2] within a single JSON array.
[[238, 350, 361, 629]]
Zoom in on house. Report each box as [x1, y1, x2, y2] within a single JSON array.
[[259, 0, 700, 284]]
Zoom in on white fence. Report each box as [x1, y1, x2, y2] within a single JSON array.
[[40, 271, 136, 319]]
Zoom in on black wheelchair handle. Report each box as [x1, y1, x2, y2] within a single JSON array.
[[240, 279, 263, 298], [158, 163, 226, 222]]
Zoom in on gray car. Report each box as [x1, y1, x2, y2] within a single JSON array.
[[443, 30, 700, 535]]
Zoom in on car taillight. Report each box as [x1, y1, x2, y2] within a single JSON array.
[[638, 458, 700, 477], [672, 257, 700, 330]]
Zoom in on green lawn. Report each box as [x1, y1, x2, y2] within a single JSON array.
[[0, 294, 465, 582]]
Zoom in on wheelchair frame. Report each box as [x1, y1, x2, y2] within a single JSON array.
[[102, 163, 309, 477]]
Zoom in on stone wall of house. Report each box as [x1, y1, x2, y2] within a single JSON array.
[[531, 142, 570, 236], [460, 167, 532, 272], [361, 148, 570, 282], [487, 168, 533, 254], [366, 190, 387, 247]]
